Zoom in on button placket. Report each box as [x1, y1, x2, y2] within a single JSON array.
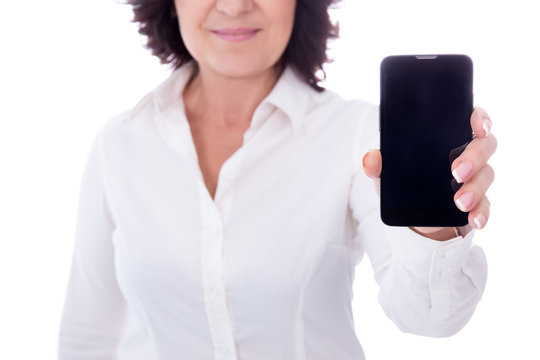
[[214, 149, 243, 226], [199, 186, 238, 360]]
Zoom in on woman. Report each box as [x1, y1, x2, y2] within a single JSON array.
[[58, 0, 497, 359]]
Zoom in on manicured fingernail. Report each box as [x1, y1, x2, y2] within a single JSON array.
[[452, 161, 473, 183], [456, 191, 475, 212], [483, 118, 492, 137], [473, 213, 487, 229]]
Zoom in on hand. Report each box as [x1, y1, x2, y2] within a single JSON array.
[[362, 107, 497, 241]]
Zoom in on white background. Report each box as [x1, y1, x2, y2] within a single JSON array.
[[0, 0, 538, 359]]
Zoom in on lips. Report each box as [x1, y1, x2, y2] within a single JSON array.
[[211, 28, 260, 42]]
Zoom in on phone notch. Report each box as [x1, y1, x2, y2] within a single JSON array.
[[415, 55, 438, 60]]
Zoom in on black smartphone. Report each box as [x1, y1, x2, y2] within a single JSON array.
[[380, 54, 473, 227]]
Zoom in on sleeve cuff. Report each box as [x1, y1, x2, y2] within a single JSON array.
[[383, 226, 475, 282]]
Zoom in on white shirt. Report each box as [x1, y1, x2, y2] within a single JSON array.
[[58, 61, 487, 360]]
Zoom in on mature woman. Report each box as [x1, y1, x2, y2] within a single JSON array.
[[58, 0, 497, 359]]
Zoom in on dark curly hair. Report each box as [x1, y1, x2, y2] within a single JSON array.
[[126, 0, 341, 92]]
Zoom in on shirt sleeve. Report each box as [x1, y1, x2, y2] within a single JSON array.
[[58, 128, 127, 359], [348, 101, 488, 337]]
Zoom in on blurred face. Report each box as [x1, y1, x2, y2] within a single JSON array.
[[174, 0, 296, 78]]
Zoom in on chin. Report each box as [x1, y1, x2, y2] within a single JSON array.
[[206, 55, 278, 79]]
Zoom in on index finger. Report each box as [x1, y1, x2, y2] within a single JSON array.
[[471, 106, 492, 138]]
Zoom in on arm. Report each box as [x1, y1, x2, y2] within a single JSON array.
[[58, 129, 127, 359], [348, 103, 491, 336], [350, 166, 487, 337]]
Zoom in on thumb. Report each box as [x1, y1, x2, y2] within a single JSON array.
[[362, 149, 382, 196], [362, 148, 382, 179]]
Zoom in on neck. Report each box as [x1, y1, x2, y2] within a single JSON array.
[[182, 62, 284, 127]]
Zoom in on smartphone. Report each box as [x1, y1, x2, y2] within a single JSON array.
[[380, 54, 473, 227]]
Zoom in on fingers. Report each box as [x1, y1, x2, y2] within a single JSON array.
[[471, 106, 493, 138], [452, 106, 497, 184], [362, 149, 382, 179], [451, 133, 498, 184], [453, 163, 494, 229], [450, 106, 496, 230], [454, 163, 494, 210], [469, 195, 491, 229]]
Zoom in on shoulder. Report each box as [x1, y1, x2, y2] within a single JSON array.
[[97, 91, 156, 144], [97, 64, 192, 142], [307, 86, 377, 121], [307, 88, 379, 166], [305, 87, 378, 136]]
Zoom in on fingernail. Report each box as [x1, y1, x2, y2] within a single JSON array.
[[483, 118, 492, 137], [473, 213, 486, 229], [362, 152, 369, 169], [456, 191, 475, 212], [452, 161, 473, 183]]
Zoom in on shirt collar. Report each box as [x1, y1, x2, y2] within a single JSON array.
[[260, 64, 313, 133], [150, 60, 314, 134]]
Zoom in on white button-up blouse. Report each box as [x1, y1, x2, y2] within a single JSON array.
[[58, 61, 487, 360]]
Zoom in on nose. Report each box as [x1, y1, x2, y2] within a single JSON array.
[[216, 0, 254, 17]]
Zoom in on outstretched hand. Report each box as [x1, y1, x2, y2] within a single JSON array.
[[363, 107, 497, 241]]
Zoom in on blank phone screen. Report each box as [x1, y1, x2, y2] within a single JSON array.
[[380, 56, 473, 226]]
